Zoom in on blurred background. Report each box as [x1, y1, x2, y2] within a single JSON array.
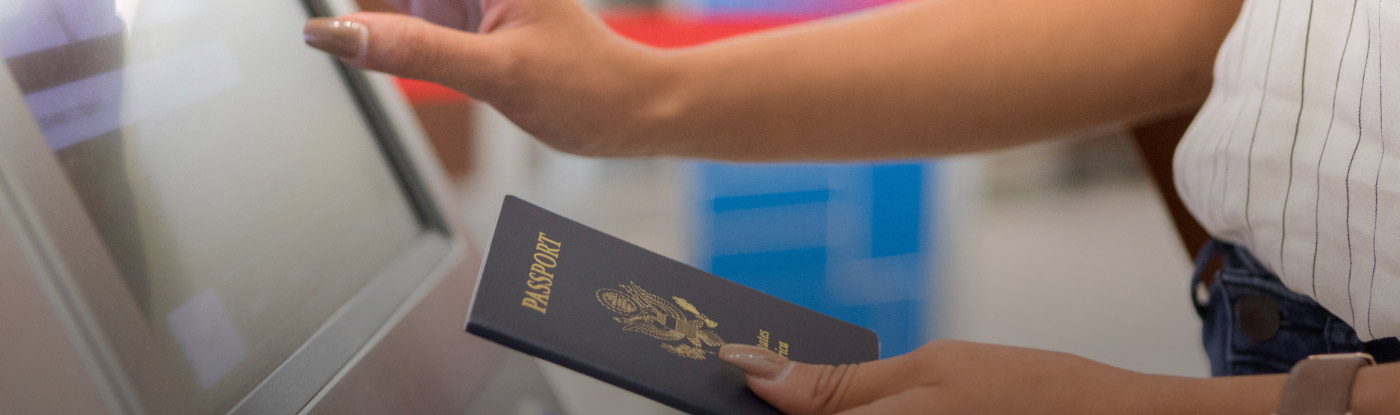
[[369, 0, 1212, 412]]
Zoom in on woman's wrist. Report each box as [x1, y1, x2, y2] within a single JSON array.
[[1351, 363, 1400, 414], [1134, 361, 1397, 414], [1195, 373, 1286, 414], [622, 47, 692, 158], [1125, 373, 1285, 414]]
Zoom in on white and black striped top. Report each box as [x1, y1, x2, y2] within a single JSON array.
[[1175, 0, 1399, 340]]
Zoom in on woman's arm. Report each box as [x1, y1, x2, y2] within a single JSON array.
[[652, 0, 1244, 160], [718, 340, 1400, 414], [1354, 362, 1400, 413], [307, 0, 1242, 160]]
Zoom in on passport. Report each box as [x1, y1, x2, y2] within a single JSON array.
[[466, 196, 880, 415]]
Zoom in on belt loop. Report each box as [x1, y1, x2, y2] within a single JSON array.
[[1191, 239, 1227, 317]]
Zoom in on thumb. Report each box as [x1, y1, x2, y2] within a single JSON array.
[[719, 344, 927, 415], [303, 12, 501, 97]]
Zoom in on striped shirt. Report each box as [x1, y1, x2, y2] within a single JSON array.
[[1175, 0, 1398, 341]]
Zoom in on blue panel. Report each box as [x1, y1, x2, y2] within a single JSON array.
[[711, 247, 829, 304], [869, 164, 924, 258], [691, 161, 938, 358], [711, 247, 827, 280], [712, 189, 830, 212], [710, 203, 827, 256], [698, 163, 833, 196]]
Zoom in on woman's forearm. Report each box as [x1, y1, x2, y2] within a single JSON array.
[[644, 0, 1244, 161], [1138, 361, 1400, 414], [1148, 372, 1284, 414], [1353, 362, 1400, 414]]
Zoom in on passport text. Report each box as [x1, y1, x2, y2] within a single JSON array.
[[522, 232, 563, 314]]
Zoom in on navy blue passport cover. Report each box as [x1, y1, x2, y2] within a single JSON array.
[[466, 196, 880, 415]]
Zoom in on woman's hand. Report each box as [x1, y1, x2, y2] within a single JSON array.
[[303, 0, 676, 157], [718, 340, 1284, 414]]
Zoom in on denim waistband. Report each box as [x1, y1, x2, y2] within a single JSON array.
[[1191, 239, 1400, 376]]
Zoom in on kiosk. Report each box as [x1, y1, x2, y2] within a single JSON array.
[[0, 0, 549, 413]]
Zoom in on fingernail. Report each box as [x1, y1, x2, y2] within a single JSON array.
[[719, 344, 794, 381], [304, 18, 367, 59]]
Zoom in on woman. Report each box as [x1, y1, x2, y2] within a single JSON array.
[[305, 0, 1400, 412]]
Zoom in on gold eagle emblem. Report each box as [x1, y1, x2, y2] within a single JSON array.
[[596, 281, 725, 360]]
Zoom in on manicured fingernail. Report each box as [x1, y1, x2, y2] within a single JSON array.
[[304, 18, 367, 59], [719, 344, 794, 381]]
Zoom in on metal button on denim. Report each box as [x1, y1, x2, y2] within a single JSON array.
[[1236, 295, 1281, 343]]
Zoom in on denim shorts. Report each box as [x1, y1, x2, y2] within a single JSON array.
[[1193, 239, 1400, 376]]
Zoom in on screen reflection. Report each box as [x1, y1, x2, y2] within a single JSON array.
[[1, 0, 421, 411]]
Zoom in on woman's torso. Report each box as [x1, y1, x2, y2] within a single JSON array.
[[1176, 0, 1398, 341]]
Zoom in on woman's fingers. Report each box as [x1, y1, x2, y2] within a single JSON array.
[[833, 386, 939, 415], [304, 12, 501, 97], [302, 0, 660, 157], [397, 0, 479, 31], [719, 344, 934, 415]]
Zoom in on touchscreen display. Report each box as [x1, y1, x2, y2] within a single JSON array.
[[1, 0, 421, 410]]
